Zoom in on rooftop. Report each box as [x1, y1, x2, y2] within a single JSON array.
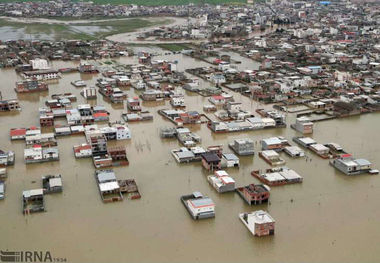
[[190, 197, 215, 208]]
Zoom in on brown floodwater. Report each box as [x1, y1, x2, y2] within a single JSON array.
[[0, 48, 379, 263]]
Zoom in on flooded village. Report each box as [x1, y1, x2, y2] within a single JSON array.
[[0, 0, 380, 262]]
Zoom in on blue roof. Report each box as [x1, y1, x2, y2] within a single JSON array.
[[191, 197, 214, 208]]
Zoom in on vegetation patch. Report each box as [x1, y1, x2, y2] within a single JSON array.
[[156, 43, 191, 52]]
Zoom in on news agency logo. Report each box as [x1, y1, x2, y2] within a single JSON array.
[[0, 250, 67, 262]]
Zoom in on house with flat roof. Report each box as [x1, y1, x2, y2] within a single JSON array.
[[239, 210, 275, 236], [201, 152, 221, 171], [181, 192, 215, 220], [236, 184, 270, 205], [207, 170, 235, 193], [95, 170, 123, 203], [330, 154, 372, 175]]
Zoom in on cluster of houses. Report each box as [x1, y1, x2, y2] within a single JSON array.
[[0, 1, 205, 18], [9, 126, 60, 164], [23, 175, 62, 214], [95, 169, 140, 203], [136, 0, 304, 41], [173, 1, 380, 125], [175, 127, 376, 236], [0, 40, 131, 68], [181, 157, 276, 237], [0, 148, 15, 198], [8, 91, 132, 170], [0, 91, 20, 112], [39, 97, 114, 132], [292, 136, 377, 175], [74, 125, 130, 169], [1, 0, 379, 239]]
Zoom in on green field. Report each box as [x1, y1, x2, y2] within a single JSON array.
[[156, 43, 192, 51], [0, 17, 171, 40], [0, 0, 247, 5]]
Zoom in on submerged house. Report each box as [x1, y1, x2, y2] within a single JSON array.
[[176, 128, 201, 147], [309, 143, 330, 159], [39, 111, 54, 127], [25, 133, 57, 147], [42, 175, 63, 194], [171, 147, 196, 163], [100, 124, 131, 141], [293, 136, 316, 148], [0, 150, 15, 167], [251, 167, 303, 186], [127, 97, 142, 111], [207, 170, 235, 193], [0, 182, 4, 200], [236, 184, 270, 205], [81, 87, 97, 99], [79, 61, 98, 73], [22, 69, 59, 80], [259, 150, 286, 166], [284, 146, 305, 158], [181, 192, 215, 220], [221, 153, 240, 168], [95, 169, 123, 203], [228, 138, 254, 156], [15, 79, 48, 93], [24, 145, 59, 164], [0, 168, 6, 179], [261, 137, 289, 151], [22, 189, 45, 214], [0, 99, 20, 111], [118, 179, 141, 199], [201, 152, 221, 171], [330, 154, 373, 175], [73, 143, 92, 158], [291, 117, 314, 134], [87, 131, 110, 168], [239, 210, 275, 237], [10, 126, 41, 140], [10, 128, 27, 140], [108, 146, 129, 166], [324, 143, 347, 157], [209, 95, 226, 105], [141, 89, 166, 101]]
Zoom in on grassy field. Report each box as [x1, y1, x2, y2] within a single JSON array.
[[156, 43, 191, 51], [0, 17, 171, 41], [0, 0, 247, 5]]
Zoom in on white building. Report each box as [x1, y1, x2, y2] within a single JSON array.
[[293, 117, 313, 134], [114, 124, 131, 140], [182, 192, 215, 219], [261, 118, 276, 127], [210, 73, 226, 85], [170, 96, 185, 107], [284, 146, 305, 158], [73, 144, 92, 158], [239, 210, 275, 236], [222, 153, 240, 168], [30, 58, 50, 70], [207, 170, 235, 193], [66, 109, 81, 125], [24, 147, 43, 162]]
